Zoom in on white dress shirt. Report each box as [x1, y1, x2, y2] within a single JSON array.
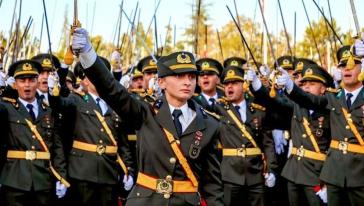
[[88, 92, 108, 115], [169, 103, 196, 133], [344, 86, 363, 105], [37, 89, 49, 105], [19, 97, 39, 119], [201, 92, 218, 105], [233, 100, 247, 122]]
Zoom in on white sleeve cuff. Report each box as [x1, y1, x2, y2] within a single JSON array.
[[251, 79, 262, 91], [80, 48, 97, 69], [286, 80, 294, 94]]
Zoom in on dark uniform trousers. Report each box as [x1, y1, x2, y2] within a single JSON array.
[[49, 91, 134, 206], [84, 57, 224, 206], [288, 84, 364, 206], [252, 86, 331, 206], [214, 101, 277, 206], [0, 99, 66, 206]]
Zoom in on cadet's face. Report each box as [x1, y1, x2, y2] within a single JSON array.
[[198, 74, 219, 93], [302, 81, 326, 96], [15, 77, 38, 102], [294, 73, 303, 87], [143, 72, 155, 89], [341, 64, 361, 87], [131, 76, 144, 90], [37, 70, 50, 93], [224, 81, 244, 103], [66, 81, 74, 91], [158, 73, 196, 105]]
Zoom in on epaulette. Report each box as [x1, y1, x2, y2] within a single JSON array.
[[2, 97, 19, 108], [326, 87, 340, 94], [73, 89, 86, 97], [217, 97, 228, 105], [202, 108, 221, 120], [193, 93, 199, 97], [251, 103, 266, 111]]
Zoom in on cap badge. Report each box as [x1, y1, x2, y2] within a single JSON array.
[[305, 68, 313, 75], [226, 70, 236, 78], [22, 63, 32, 71], [149, 59, 157, 66], [283, 59, 290, 65], [230, 60, 239, 66], [42, 58, 52, 68], [201, 61, 210, 70], [177, 53, 191, 64]]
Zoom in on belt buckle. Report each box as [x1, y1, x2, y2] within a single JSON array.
[[25, 151, 36, 161], [338, 141, 348, 154], [297, 146, 305, 160], [96, 145, 106, 155], [156, 177, 173, 199], [237, 146, 246, 157]]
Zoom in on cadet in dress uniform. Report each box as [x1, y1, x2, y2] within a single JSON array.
[[49, 58, 135, 206], [0, 60, 69, 206], [193, 58, 224, 112], [136, 55, 160, 90], [276, 45, 364, 205], [212, 65, 277, 206], [72, 27, 223, 206], [248, 62, 334, 206]]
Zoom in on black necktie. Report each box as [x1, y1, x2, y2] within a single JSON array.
[[96, 97, 103, 114], [346, 93, 353, 109], [26, 104, 36, 121], [234, 105, 241, 119], [209, 98, 216, 106], [39, 94, 45, 101], [172, 109, 183, 137]]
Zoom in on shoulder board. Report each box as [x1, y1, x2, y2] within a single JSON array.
[[217, 97, 228, 105], [202, 108, 221, 120], [2, 97, 16, 103], [251, 103, 266, 111], [73, 90, 86, 97], [326, 87, 340, 93], [193, 93, 199, 97]]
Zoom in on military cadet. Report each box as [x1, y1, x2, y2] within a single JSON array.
[[276, 56, 298, 77], [137, 55, 160, 90], [71, 27, 223, 206], [129, 67, 144, 92], [212, 65, 277, 206], [65, 70, 77, 92], [48, 58, 135, 206], [275, 44, 364, 205], [193, 58, 224, 112], [248, 61, 333, 205], [0, 60, 69, 206]]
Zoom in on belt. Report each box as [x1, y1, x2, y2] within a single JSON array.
[[330, 140, 364, 154], [7, 150, 50, 161], [136, 172, 198, 199], [291, 146, 326, 161], [222, 147, 262, 157], [72, 140, 117, 155]]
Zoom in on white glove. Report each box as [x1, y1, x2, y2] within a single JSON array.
[[355, 39, 364, 57], [119, 74, 131, 89], [259, 65, 270, 77], [332, 67, 342, 82], [272, 129, 287, 155], [315, 185, 327, 204], [246, 68, 262, 91], [56, 181, 67, 199], [287, 139, 293, 158], [276, 67, 294, 92], [47, 72, 59, 90], [123, 175, 134, 191], [5, 76, 15, 87], [72, 28, 92, 54], [0, 71, 6, 87], [264, 173, 276, 188]]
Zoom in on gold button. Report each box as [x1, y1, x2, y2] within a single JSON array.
[[347, 114, 351, 117], [164, 193, 171, 199], [99, 140, 103, 144], [169, 157, 176, 164], [86, 111, 89, 114], [31, 146, 35, 150], [345, 125, 350, 129], [32, 135, 36, 139], [176, 140, 180, 145], [17, 120, 20, 123], [100, 128, 104, 132], [166, 175, 172, 181], [302, 134, 307, 138], [136, 193, 140, 196], [47, 125, 51, 128]]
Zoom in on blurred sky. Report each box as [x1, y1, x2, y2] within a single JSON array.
[[0, 0, 363, 53]]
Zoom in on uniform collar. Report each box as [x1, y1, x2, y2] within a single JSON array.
[[344, 85, 363, 103]]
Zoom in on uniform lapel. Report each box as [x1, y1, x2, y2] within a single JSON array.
[[18, 100, 32, 120], [35, 100, 46, 123], [350, 87, 364, 111], [155, 96, 180, 138], [181, 100, 205, 137]]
